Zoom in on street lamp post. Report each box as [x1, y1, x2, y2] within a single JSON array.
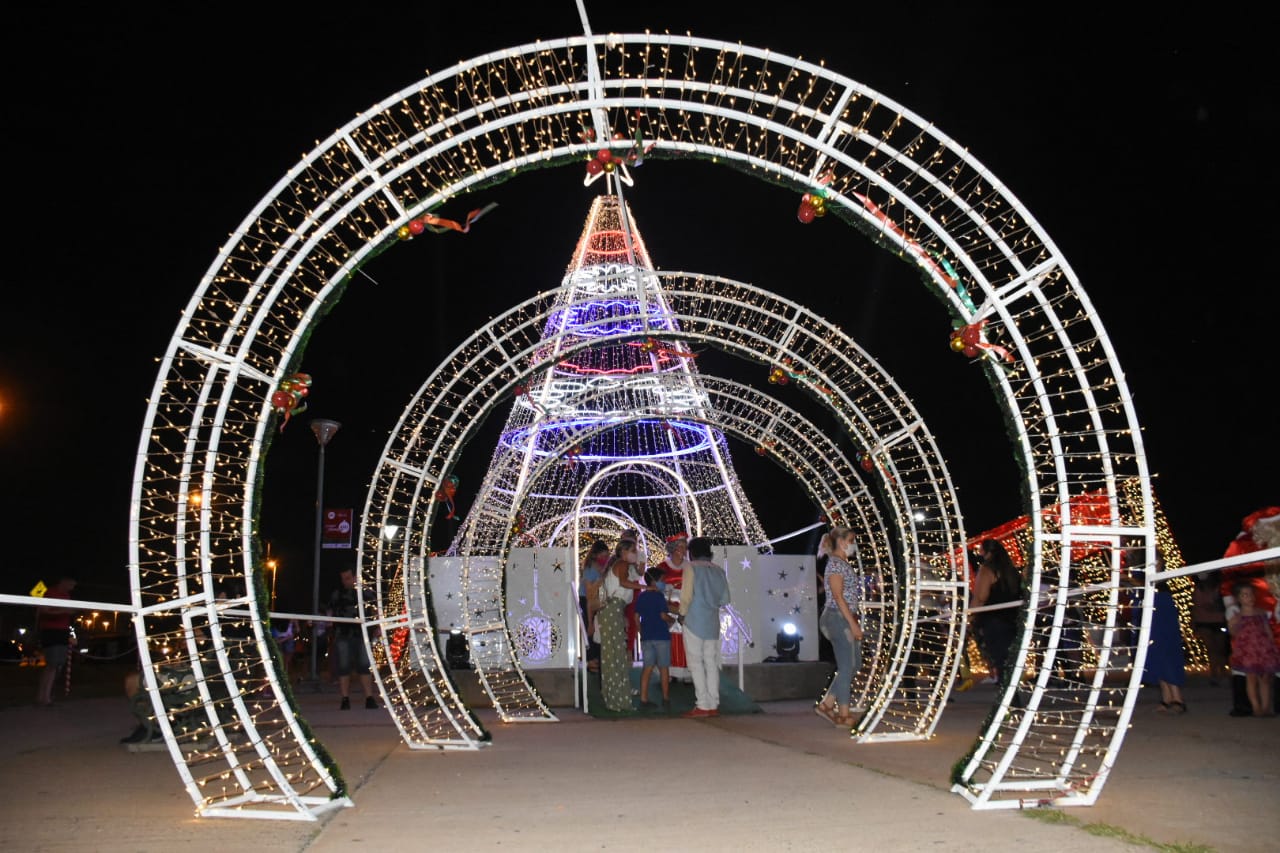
[[308, 418, 341, 689], [266, 548, 279, 612]]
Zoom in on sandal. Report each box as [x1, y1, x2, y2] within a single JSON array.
[[815, 703, 837, 724], [1170, 701, 1187, 714], [833, 712, 857, 728], [1155, 702, 1170, 713]]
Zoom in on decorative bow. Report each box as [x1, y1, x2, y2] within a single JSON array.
[[767, 358, 834, 396], [949, 319, 1014, 363], [397, 203, 498, 240], [635, 337, 697, 360], [271, 373, 312, 431]]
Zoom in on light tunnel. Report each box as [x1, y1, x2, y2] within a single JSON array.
[[363, 278, 965, 746], [129, 32, 1154, 818]]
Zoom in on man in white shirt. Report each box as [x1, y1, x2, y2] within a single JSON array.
[[679, 538, 730, 717]]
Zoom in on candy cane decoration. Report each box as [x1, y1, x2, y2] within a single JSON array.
[[852, 192, 967, 295]]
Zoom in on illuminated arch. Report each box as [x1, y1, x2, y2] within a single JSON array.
[[130, 33, 1152, 817], [363, 278, 963, 736]]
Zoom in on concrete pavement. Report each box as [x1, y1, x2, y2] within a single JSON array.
[[0, 678, 1275, 852]]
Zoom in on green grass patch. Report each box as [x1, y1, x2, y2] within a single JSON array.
[[1020, 808, 1213, 852]]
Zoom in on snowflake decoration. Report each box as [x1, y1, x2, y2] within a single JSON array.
[[514, 617, 562, 662]]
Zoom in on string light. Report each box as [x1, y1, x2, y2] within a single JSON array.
[[128, 32, 1154, 817]]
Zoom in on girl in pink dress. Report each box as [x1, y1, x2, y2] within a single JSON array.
[[1228, 582, 1280, 717]]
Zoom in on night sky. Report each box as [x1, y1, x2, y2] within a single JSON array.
[[3, 5, 1275, 612]]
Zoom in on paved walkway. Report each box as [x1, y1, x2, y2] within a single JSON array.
[[0, 679, 1275, 851]]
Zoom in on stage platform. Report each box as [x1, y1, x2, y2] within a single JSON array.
[[448, 661, 834, 707]]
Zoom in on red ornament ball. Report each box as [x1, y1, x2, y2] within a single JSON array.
[[408, 219, 426, 235], [797, 201, 816, 224]]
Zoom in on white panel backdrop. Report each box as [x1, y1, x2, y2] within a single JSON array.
[[426, 548, 821, 669]]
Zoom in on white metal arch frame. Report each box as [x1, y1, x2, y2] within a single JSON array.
[[129, 33, 1151, 816], [364, 281, 963, 741], [452, 376, 897, 719]]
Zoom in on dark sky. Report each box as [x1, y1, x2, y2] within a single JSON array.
[[2, 5, 1276, 611]]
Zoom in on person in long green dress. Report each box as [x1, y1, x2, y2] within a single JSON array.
[[600, 536, 643, 712]]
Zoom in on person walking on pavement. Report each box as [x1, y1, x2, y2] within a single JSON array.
[[679, 537, 730, 718], [35, 575, 78, 707], [328, 567, 378, 710]]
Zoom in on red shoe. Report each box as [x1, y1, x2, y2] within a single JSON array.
[[706, 709, 720, 717], [681, 708, 713, 718]]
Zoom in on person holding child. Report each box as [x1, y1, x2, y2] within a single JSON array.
[[600, 534, 645, 712], [634, 567, 675, 711]]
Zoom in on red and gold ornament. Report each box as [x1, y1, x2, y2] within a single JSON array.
[[271, 372, 312, 431], [949, 319, 1014, 363]]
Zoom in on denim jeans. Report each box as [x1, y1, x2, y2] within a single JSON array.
[[332, 632, 370, 676], [820, 607, 862, 706]]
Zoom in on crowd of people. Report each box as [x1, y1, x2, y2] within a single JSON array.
[[956, 505, 1280, 721], [581, 528, 731, 717], [24, 511, 1275, 747]]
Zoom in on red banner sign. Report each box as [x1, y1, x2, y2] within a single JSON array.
[[322, 508, 354, 549]]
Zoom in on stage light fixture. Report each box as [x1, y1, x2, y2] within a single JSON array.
[[774, 622, 801, 662], [445, 628, 471, 669]]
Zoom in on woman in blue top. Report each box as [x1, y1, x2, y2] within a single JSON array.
[[814, 527, 864, 728]]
